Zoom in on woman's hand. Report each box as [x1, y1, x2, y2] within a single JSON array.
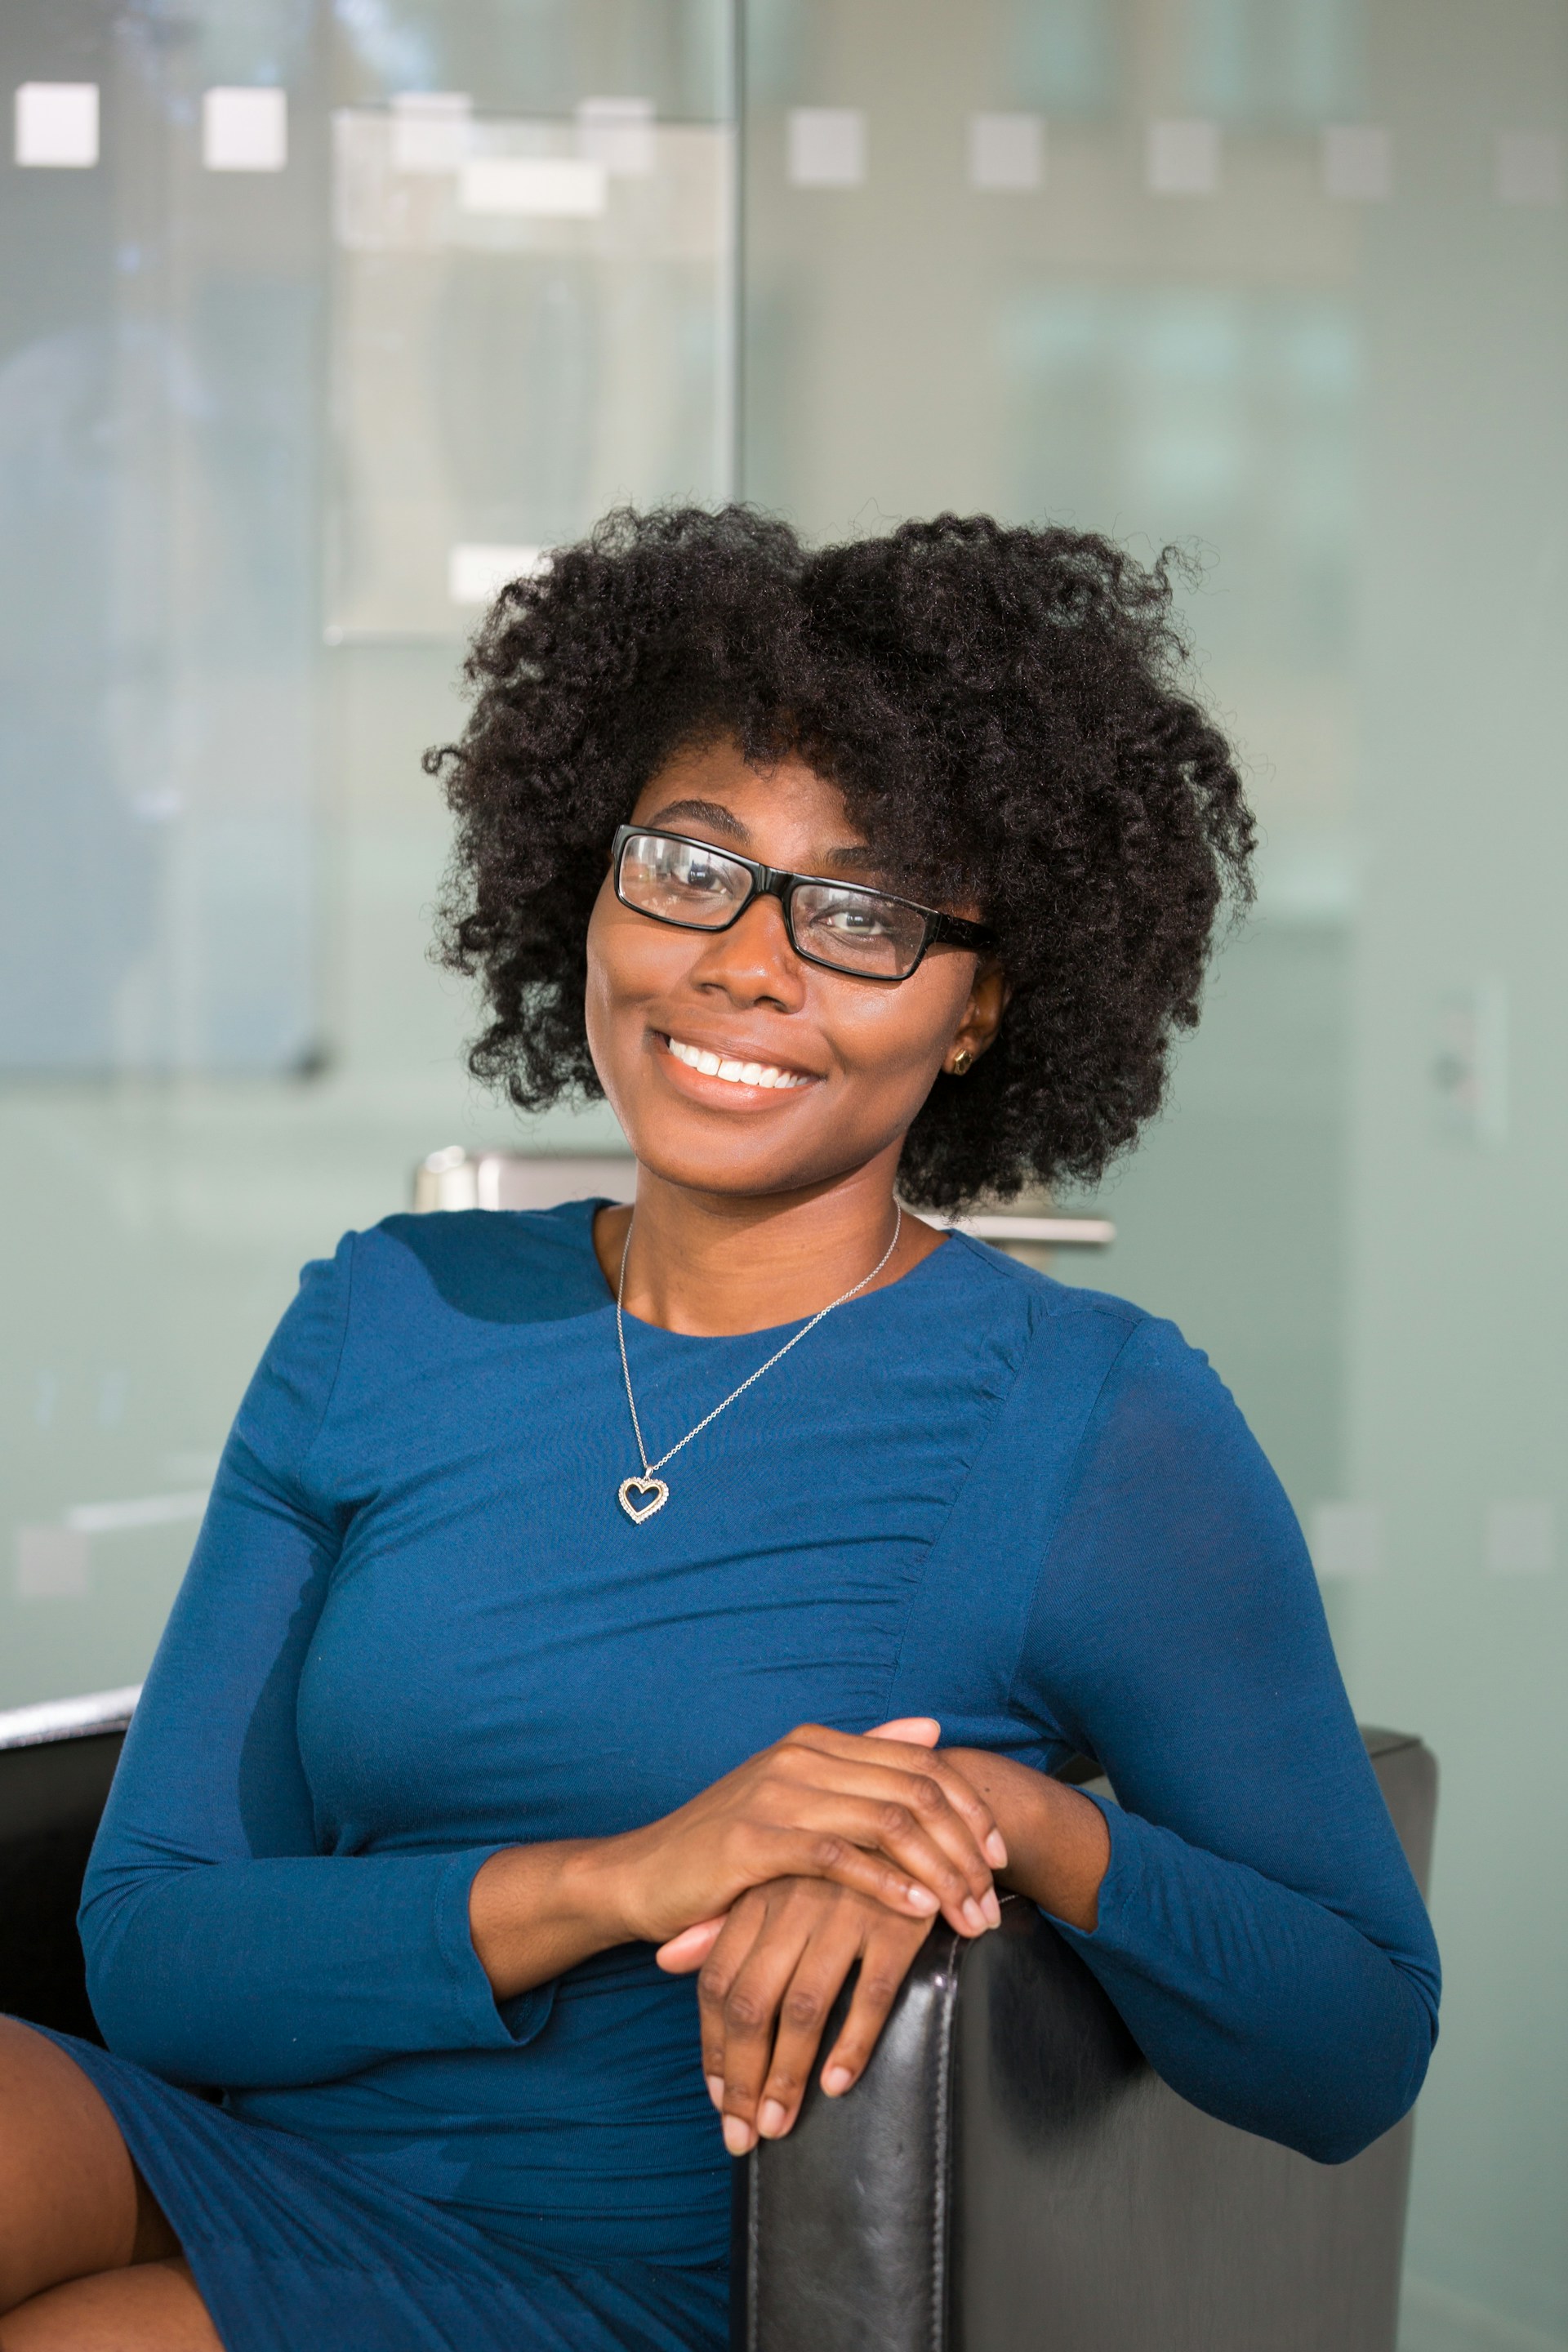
[[657, 1877, 936, 2155], [469, 1717, 1004, 2002], [643, 1735, 1116, 2154], [607, 1718, 1004, 1948]]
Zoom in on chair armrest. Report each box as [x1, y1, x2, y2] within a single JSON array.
[[733, 1731, 1437, 2352], [732, 1908, 970, 2352]]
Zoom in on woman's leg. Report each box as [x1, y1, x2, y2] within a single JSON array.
[[0, 2016, 220, 2345], [0, 2257, 220, 2350]]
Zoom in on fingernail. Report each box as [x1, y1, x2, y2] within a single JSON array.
[[723, 2115, 755, 2156], [962, 1897, 987, 1935], [706, 2075, 724, 2109], [982, 1887, 1002, 1928], [907, 1884, 939, 1913], [986, 1831, 1009, 1868], [822, 2065, 853, 2096], [758, 2100, 787, 2137]]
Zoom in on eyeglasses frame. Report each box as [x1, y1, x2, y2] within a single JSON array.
[[609, 825, 996, 983]]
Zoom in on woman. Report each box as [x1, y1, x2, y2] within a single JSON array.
[[0, 510, 1438, 2350]]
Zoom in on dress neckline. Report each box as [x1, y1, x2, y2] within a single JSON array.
[[576, 1196, 957, 1344]]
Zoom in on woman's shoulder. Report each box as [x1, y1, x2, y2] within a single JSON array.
[[950, 1245, 1303, 1605], [345, 1198, 612, 1331], [229, 1204, 608, 1490], [260, 1200, 607, 1374], [944, 1232, 1233, 1421], [942, 1230, 1156, 1349]]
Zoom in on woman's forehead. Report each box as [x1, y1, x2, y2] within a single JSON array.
[[632, 740, 870, 859]]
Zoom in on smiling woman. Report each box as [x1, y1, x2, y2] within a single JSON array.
[[431, 506, 1254, 1207], [0, 506, 1438, 2352]]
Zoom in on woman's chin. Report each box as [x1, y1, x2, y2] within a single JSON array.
[[627, 1141, 824, 1200], [617, 1101, 847, 1202]]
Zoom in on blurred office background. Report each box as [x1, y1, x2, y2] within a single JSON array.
[[2, 2, 1564, 2344]]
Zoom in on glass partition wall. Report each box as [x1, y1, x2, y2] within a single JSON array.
[[1, 0, 729, 1701], [3, 2, 1566, 2346], [744, 5, 1567, 2346]]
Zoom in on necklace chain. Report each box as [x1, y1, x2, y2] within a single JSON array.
[[616, 1205, 903, 1494]]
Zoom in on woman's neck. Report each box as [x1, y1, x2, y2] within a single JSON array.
[[594, 1145, 944, 1337]]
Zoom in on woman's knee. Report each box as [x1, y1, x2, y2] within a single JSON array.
[[0, 2016, 176, 2312], [0, 2256, 221, 2351]]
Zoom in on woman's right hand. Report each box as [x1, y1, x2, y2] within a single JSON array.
[[470, 1718, 1004, 2002], [604, 1719, 1005, 1948]]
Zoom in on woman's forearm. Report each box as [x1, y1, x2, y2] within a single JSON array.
[[942, 1749, 1110, 1931], [469, 1749, 1107, 2007], [471, 1724, 1016, 2001]]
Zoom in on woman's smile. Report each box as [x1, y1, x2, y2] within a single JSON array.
[[657, 1030, 817, 1098]]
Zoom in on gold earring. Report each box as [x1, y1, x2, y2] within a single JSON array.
[[950, 1049, 973, 1076]]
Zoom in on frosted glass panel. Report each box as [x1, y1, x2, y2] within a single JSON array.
[[0, 1, 733, 1072], [743, 2, 1567, 2347], [1, 0, 731, 1707], [0, 29, 319, 1074], [327, 109, 733, 639]]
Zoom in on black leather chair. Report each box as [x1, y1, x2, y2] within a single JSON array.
[[0, 1702, 131, 2042], [2, 1710, 1433, 2351], [733, 1730, 1437, 2352]]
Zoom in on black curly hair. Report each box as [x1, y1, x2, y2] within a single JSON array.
[[428, 506, 1254, 1213]]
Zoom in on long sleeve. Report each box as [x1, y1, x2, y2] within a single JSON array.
[[78, 1233, 553, 2090], [1013, 1312, 1440, 2165]]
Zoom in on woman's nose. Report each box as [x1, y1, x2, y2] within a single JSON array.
[[688, 893, 806, 1006]]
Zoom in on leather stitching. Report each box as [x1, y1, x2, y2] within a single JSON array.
[[929, 1943, 960, 2352], [747, 2150, 760, 2352]]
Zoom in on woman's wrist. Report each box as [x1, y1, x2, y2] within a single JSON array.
[[469, 1833, 645, 2001], [940, 1748, 1111, 1933]]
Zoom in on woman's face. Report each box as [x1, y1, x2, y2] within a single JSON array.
[[584, 737, 1004, 1199]]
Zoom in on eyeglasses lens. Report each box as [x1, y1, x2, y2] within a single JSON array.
[[789, 884, 925, 978], [617, 833, 928, 978], [619, 833, 751, 929]]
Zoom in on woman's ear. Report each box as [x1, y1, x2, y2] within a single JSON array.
[[945, 961, 1009, 1076]]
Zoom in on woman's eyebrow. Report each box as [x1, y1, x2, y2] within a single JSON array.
[[644, 800, 886, 876], [645, 798, 749, 839]]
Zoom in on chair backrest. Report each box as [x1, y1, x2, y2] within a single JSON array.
[[0, 1695, 135, 2040]]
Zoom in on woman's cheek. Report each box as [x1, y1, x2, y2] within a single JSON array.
[[831, 1013, 953, 1125]]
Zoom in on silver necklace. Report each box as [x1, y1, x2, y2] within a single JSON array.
[[614, 1206, 903, 1523]]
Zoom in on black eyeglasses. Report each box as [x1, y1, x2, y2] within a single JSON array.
[[611, 826, 996, 983]]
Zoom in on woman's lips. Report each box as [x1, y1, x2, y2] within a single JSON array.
[[659, 1032, 813, 1091]]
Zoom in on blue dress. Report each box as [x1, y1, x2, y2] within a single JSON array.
[[45, 1203, 1438, 2350]]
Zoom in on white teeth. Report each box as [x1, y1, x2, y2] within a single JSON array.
[[664, 1036, 808, 1090]]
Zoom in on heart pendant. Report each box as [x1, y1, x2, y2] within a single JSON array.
[[618, 1474, 670, 1525]]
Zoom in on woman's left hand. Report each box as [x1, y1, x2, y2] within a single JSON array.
[[655, 1725, 1113, 2153], [654, 1719, 967, 2155], [658, 1874, 935, 2155]]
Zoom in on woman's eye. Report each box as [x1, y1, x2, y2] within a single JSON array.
[[659, 851, 731, 895], [815, 898, 893, 938]]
